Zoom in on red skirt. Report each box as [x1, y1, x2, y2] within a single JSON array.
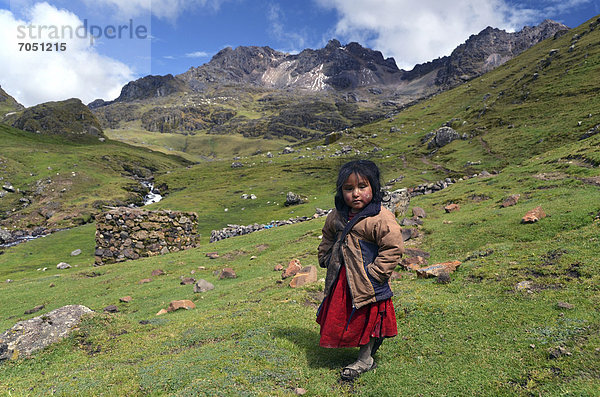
[[317, 265, 397, 348]]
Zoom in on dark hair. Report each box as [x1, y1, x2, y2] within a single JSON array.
[[334, 160, 383, 210]]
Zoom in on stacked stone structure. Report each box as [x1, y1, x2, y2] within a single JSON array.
[[95, 208, 199, 265]]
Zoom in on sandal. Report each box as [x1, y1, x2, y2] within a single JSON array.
[[340, 360, 377, 381]]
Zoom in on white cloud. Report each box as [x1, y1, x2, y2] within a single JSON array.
[[91, 0, 229, 21], [0, 3, 135, 107], [185, 50, 209, 58], [266, 3, 307, 53], [315, 0, 556, 70]]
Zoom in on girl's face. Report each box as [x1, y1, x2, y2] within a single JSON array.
[[342, 172, 373, 213]]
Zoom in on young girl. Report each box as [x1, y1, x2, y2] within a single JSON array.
[[317, 159, 403, 381]]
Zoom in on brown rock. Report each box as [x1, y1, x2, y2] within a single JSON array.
[[206, 252, 219, 259], [138, 278, 152, 284], [103, 305, 119, 313], [444, 203, 460, 213], [167, 300, 196, 312], [522, 206, 547, 223], [412, 207, 427, 218], [24, 305, 45, 315], [401, 256, 428, 271], [274, 264, 284, 271], [501, 194, 521, 208], [404, 248, 431, 259], [219, 268, 237, 279], [156, 309, 168, 316], [151, 269, 165, 276], [416, 261, 461, 278], [119, 296, 133, 303], [557, 301, 574, 310], [289, 266, 317, 288], [180, 277, 196, 285], [294, 388, 307, 395], [282, 259, 302, 279], [390, 271, 402, 281]]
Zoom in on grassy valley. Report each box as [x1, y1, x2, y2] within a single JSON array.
[[0, 15, 599, 397]]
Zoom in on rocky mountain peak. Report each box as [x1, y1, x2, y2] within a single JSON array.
[[0, 85, 24, 116]]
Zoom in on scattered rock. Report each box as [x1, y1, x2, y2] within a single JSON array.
[[285, 192, 308, 206], [435, 271, 452, 284], [206, 252, 219, 259], [416, 261, 461, 278], [24, 305, 45, 315], [70, 249, 82, 256], [0, 305, 93, 361], [522, 206, 547, 223], [167, 300, 196, 312], [404, 248, 431, 259], [103, 305, 119, 313], [194, 279, 215, 293], [219, 268, 237, 279], [289, 266, 318, 288], [390, 271, 402, 281], [231, 162, 243, 168], [382, 188, 410, 217], [250, 255, 257, 260], [401, 256, 428, 271], [401, 228, 419, 242], [557, 302, 574, 310], [294, 388, 307, 395], [119, 296, 133, 303], [444, 204, 460, 213], [56, 262, 71, 270], [548, 346, 571, 359], [501, 194, 521, 208], [515, 280, 533, 291], [274, 264, 284, 271], [425, 126, 460, 149], [156, 309, 168, 316], [282, 259, 302, 279], [180, 277, 196, 285], [151, 269, 165, 276], [412, 207, 426, 218], [138, 278, 152, 284]]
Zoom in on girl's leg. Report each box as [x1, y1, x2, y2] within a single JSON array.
[[371, 337, 384, 357], [341, 339, 376, 380]]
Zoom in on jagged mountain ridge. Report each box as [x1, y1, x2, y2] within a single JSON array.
[[403, 19, 568, 87], [88, 19, 568, 141], [0, 85, 24, 116]]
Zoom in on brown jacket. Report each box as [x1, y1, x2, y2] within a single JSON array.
[[318, 201, 404, 309]]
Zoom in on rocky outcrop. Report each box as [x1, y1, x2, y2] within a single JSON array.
[[8, 98, 104, 138], [423, 126, 461, 149], [179, 39, 401, 91], [95, 208, 199, 265], [0, 85, 24, 116], [0, 305, 93, 361], [403, 20, 568, 88]]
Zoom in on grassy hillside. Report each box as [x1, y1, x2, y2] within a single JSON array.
[[0, 124, 190, 230], [0, 14, 599, 397]]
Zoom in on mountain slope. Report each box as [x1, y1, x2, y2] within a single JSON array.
[[0, 85, 24, 116]]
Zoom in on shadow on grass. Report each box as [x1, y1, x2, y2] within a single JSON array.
[[274, 326, 357, 369]]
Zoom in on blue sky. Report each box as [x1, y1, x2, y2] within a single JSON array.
[[1, 0, 599, 107]]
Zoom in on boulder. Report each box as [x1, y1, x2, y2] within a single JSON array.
[[180, 277, 196, 285], [194, 279, 215, 293], [501, 194, 521, 208], [119, 296, 133, 303], [416, 261, 461, 278], [289, 266, 318, 288], [151, 269, 165, 276], [103, 305, 119, 313], [401, 256, 428, 271], [444, 203, 460, 213], [282, 259, 302, 279], [219, 268, 237, 279], [56, 262, 72, 270], [426, 127, 460, 149], [412, 207, 427, 218], [0, 305, 93, 361], [167, 300, 196, 312], [522, 206, 546, 223], [285, 192, 308, 206]]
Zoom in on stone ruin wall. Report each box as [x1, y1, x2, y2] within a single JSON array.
[[95, 208, 199, 266]]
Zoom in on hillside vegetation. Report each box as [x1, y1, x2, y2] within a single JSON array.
[[0, 15, 599, 397]]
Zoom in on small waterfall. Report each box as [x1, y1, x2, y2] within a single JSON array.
[[141, 181, 163, 205]]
